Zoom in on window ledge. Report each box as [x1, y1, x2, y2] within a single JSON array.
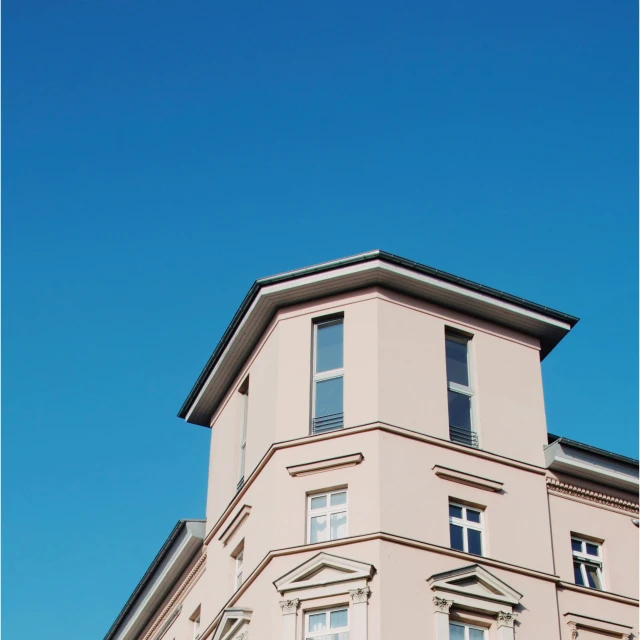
[[433, 465, 503, 492], [287, 453, 364, 477]]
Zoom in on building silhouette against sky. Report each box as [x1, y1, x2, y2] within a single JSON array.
[[105, 251, 639, 640]]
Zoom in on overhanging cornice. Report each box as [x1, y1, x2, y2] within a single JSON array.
[[179, 251, 579, 427]]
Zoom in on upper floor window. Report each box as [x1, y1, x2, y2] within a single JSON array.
[[445, 332, 477, 448], [449, 622, 486, 640], [306, 607, 349, 640], [571, 537, 603, 590], [238, 379, 249, 489], [312, 318, 344, 434], [449, 502, 484, 556], [308, 489, 348, 543], [234, 547, 244, 590]]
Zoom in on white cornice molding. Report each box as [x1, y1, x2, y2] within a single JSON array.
[[433, 465, 504, 492], [546, 477, 639, 514], [287, 453, 364, 477], [218, 505, 252, 546]]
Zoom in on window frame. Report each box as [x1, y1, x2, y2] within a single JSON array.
[[305, 606, 349, 640], [192, 615, 200, 640], [307, 489, 349, 544], [448, 620, 487, 640], [449, 502, 484, 556], [311, 317, 345, 434], [234, 549, 244, 590], [237, 382, 249, 489], [571, 536, 604, 590]]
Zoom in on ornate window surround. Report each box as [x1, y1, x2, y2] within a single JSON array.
[[211, 608, 252, 640]]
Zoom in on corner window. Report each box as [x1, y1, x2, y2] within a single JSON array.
[[238, 380, 249, 489], [445, 332, 477, 448], [308, 490, 348, 543], [312, 318, 344, 434], [306, 607, 349, 640], [449, 622, 486, 640], [449, 502, 484, 556], [571, 537, 603, 590]]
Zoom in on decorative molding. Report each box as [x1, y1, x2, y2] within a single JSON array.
[[567, 622, 579, 640], [497, 611, 518, 628], [563, 612, 634, 639], [279, 599, 300, 615], [433, 597, 453, 614], [433, 465, 503, 492], [287, 453, 364, 477], [219, 505, 252, 546], [349, 587, 371, 604], [546, 477, 639, 514]]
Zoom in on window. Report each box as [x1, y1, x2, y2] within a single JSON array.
[[312, 318, 344, 434], [235, 549, 244, 590], [238, 380, 249, 489], [571, 537, 603, 590], [306, 607, 349, 640], [192, 616, 200, 640], [449, 502, 484, 556], [445, 332, 477, 448], [449, 622, 486, 640], [307, 490, 348, 543]]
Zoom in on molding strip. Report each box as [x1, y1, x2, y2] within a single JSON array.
[[287, 453, 364, 477], [546, 477, 639, 514], [433, 465, 503, 492], [219, 505, 252, 546]]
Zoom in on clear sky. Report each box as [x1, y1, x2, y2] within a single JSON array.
[[3, 0, 637, 638]]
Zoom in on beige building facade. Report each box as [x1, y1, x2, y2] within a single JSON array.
[[105, 251, 639, 640]]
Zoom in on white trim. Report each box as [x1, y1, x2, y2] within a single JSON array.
[[571, 537, 604, 590], [307, 490, 349, 544], [211, 608, 252, 640], [449, 502, 484, 556]]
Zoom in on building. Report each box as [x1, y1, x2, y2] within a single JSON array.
[[104, 251, 639, 640]]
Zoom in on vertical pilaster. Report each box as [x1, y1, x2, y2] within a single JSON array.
[[349, 587, 371, 640], [279, 599, 300, 640], [433, 597, 453, 640]]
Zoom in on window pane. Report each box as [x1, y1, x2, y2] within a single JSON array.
[[448, 391, 472, 431], [330, 609, 348, 629], [330, 511, 347, 539], [308, 613, 326, 632], [315, 377, 344, 418], [469, 629, 486, 640], [310, 516, 328, 543], [467, 528, 482, 555], [330, 492, 347, 506], [450, 523, 464, 551], [311, 495, 327, 510], [586, 543, 599, 557], [466, 509, 481, 523], [571, 539, 582, 552], [446, 337, 469, 386], [316, 322, 343, 373], [586, 565, 601, 589], [449, 623, 465, 640], [573, 562, 585, 586], [449, 504, 463, 519]]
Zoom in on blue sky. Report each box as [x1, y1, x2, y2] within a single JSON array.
[[3, 0, 637, 638]]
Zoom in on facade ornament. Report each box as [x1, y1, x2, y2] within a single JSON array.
[[433, 596, 453, 614], [567, 621, 578, 639], [348, 587, 371, 604], [497, 611, 518, 628], [279, 599, 300, 615], [546, 477, 639, 515], [234, 633, 247, 640]]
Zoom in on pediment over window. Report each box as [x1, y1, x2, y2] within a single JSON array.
[[212, 607, 252, 640], [274, 552, 375, 595], [428, 564, 522, 608]]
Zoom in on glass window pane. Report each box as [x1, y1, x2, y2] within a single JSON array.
[[450, 523, 464, 551], [448, 391, 472, 431], [330, 511, 347, 539], [586, 565, 601, 589], [466, 509, 481, 523], [310, 516, 328, 543], [573, 562, 585, 586], [311, 495, 327, 510], [469, 629, 486, 640], [571, 539, 582, 553], [330, 492, 347, 506], [316, 322, 343, 373], [449, 623, 465, 640], [446, 337, 469, 386], [308, 613, 326, 632], [586, 543, 599, 556], [315, 377, 344, 418], [330, 609, 348, 629], [467, 528, 482, 555], [449, 504, 463, 519]]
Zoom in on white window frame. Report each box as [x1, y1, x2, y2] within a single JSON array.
[[235, 549, 244, 590], [449, 502, 484, 556], [193, 615, 200, 640], [305, 606, 349, 640], [307, 489, 348, 544], [445, 332, 477, 446], [238, 386, 249, 487], [448, 620, 487, 640], [312, 318, 344, 432], [571, 537, 604, 590]]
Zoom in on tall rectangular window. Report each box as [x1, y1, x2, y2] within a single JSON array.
[[238, 380, 249, 490], [312, 318, 344, 434], [306, 607, 349, 640], [445, 332, 477, 448], [449, 502, 484, 556], [307, 489, 348, 543], [235, 549, 244, 590], [572, 537, 603, 590], [449, 622, 486, 640]]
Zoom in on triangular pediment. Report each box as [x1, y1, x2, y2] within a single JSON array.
[[274, 552, 375, 594], [428, 564, 522, 606], [212, 608, 252, 640]]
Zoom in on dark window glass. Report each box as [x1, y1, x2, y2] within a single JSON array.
[[573, 562, 585, 586], [466, 509, 481, 523], [448, 391, 472, 430], [585, 565, 601, 589], [467, 528, 482, 555], [445, 337, 469, 386], [571, 539, 582, 552], [450, 524, 464, 551], [316, 321, 343, 373], [586, 543, 599, 556], [449, 504, 463, 519], [315, 377, 343, 418]]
